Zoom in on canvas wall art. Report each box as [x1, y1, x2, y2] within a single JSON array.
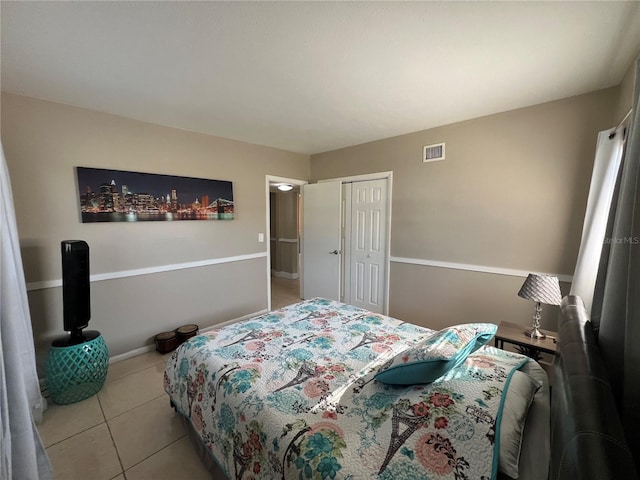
[[76, 167, 234, 223]]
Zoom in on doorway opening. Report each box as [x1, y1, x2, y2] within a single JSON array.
[[265, 175, 308, 310]]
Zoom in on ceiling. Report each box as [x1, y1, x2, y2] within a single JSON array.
[[2, 1, 639, 155]]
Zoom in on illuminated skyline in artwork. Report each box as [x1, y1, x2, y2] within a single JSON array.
[[76, 167, 234, 222]]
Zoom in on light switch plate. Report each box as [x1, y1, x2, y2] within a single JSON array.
[[258, 233, 264, 243]]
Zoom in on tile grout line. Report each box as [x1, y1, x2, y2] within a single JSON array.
[[105, 356, 168, 385], [39, 393, 106, 450], [121, 432, 188, 474], [98, 390, 127, 479], [42, 421, 105, 449], [104, 391, 169, 422], [102, 357, 177, 477], [100, 363, 169, 419]]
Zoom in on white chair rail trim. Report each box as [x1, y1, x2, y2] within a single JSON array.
[[26, 252, 268, 292], [390, 256, 573, 283], [277, 237, 298, 243]]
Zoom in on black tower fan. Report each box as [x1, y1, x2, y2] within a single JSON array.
[[46, 240, 108, 404], [61, 240, 92, 344]]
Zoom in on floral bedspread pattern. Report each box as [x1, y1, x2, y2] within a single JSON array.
[[164, 298, 528, 480]]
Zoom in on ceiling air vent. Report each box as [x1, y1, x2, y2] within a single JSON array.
[[423, 143, 445, 163]]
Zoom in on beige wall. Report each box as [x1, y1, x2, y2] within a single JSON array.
[[1, 80, 628, 368], [1, 93, 309, 368], [311, 88, 617, 332]]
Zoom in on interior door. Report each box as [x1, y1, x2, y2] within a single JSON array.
[[349, 179, 387, 313], [301, 182, 342, 300]]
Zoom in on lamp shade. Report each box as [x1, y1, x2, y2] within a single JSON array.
[[517, 274, 562, 305]]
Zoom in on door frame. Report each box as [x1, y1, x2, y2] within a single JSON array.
[[319, 171, 393, 315], [265, 175, 308, 311]]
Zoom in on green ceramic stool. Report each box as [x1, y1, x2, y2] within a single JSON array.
[[45, 331, 109, 405]]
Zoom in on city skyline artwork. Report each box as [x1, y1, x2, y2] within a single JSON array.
[[76, 167, 234, 223]]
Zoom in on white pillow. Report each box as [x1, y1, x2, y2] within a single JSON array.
[[499, 369, 541, 478]]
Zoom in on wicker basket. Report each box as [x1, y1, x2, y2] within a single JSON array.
[[155, 331, 180, 353], [176, 324, 199, 344]]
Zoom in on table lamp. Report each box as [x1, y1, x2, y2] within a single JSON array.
[[517, 273, 562, 339]]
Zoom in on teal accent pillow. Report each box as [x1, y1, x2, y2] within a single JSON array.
[[375, 323, 498, 385]]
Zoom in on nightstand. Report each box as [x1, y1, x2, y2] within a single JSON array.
[[494, 320, 557, 357]]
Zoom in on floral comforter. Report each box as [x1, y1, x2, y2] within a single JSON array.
[[164, 298, 529, 480]]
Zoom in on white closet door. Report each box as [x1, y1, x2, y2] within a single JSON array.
[[349, 179, 387, 313]]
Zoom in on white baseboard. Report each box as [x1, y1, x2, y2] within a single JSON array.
[[109, 344, 156, 364], [271, 270, 299, 280], [108, 308, 268, 364]]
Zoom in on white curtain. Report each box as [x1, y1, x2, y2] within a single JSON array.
[[570, 129, 625, 314], [1, 143, 53, 479]]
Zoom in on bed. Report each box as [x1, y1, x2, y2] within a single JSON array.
[[164, 298, 551, 479]]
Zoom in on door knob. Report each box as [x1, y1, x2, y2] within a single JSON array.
[[329, 250, 339, 255]]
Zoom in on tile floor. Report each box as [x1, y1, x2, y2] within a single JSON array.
[[39, 350, 215, 480], [270, 275, 301, 309], [38, 277, 300, 479]]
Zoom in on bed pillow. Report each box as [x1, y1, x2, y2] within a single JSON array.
[[499, 369, 542, 479], [375, 323, 498, 385]]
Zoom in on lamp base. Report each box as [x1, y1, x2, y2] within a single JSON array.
[[524, 327, 546, 340]]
